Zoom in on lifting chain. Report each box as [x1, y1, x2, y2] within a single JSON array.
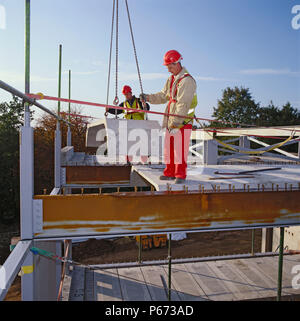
[[105, 0, 146, 119], [125, 0, 147, 119], [105, 0, 116, 117], [113, 0, 119, 111]]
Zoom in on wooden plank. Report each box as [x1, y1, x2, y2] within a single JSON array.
[[68, 265, 85, 301], [264, 256, 300, 295], [229, 259, 277, 299], [244, 257, 294, 296], [61, 274, 72, 301], [94, 268, 122, 301], [185, 262, 236, 301], [163, 264, 208, 301], [281, 255, 300, 272], [118, 267, 151, 301], [157, 265, 181, 301], [239, 258, 278, 294], [206, 260, 260, 300], [140, 266, 168, 301], [84, 269, 94, 301], [224, 259, 274, 299]]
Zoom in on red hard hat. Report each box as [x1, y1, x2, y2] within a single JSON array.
[[163, 50, 182, 66], [122, 85, 132, 95]]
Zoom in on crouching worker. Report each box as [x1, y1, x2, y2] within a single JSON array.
[[106, 85, 150, 120]]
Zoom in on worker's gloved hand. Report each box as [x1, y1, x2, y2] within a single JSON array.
[[139, 93, 148, 102], [169, 128, 179, 134]]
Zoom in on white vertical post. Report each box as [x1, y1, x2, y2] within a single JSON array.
[[67, 127, 72, 146], [67, 70, 72, 147], [55, 122, 62, 188], [239, 136, 250, 149], [203, 131, 218, 165], [20, 126, 35, 301], [21, 0, 35, 301]]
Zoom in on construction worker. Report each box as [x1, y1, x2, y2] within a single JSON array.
[[140, 50, 197, 184], [106, 85, 150, 120]]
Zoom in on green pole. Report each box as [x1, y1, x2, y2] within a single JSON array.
[[138, 236, 142, 264], [24, 0, 30, 126], [68, 70, 71, 122], [168, 233, 172, 301], [57, 44, 62, 115], [251, 229, 255, 256], [277, 227, 285, 301]]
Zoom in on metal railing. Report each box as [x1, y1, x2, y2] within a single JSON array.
[[0, 240, 32, 301], [0, 80, 72, 126], [189, 127, 300, 164]]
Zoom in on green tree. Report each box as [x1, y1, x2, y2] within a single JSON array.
[[256, 101, 300, 127], [212, 87, 259, 127], [0, 97, 24, 224], [34, 107, 95, 195], [256, 101, 281, 126], [278, 102, 300, 126]]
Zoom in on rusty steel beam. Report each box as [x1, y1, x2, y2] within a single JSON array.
[[33, 190, 300, 238], [64, 165, 131, 184]]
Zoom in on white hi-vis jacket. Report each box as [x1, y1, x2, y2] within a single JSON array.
[[148, 67, 197, 129]]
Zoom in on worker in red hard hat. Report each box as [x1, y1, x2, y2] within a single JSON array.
[[106, 85, 150, 120], [140, 50, 198, 184]]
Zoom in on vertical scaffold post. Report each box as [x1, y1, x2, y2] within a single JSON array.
[[138, 236, 142, 264], [168, 233, 172, 301], [67, 69, 72, 146], [55, 44, 62, 188], [21, 0, 35, 301], [277, 227, 285, 301], [251, 229, 255, 256]]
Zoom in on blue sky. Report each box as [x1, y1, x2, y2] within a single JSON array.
[[0, 0, 299, 124]]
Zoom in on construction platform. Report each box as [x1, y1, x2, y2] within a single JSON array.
[[132, 163, 300, 192], [62, 254, 300, 301]]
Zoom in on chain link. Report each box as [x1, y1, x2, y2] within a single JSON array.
[[125, 0, 144, 96], [105, 0, 116, 117], [114, 0, 119, 115]]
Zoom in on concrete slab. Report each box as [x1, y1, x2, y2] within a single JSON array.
[[132, 164, 300, 192]]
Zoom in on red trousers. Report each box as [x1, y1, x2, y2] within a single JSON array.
[[163, 124, 192, 179]]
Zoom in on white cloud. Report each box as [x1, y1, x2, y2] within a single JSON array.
[[119, 72, 229, 82], [91, 60, 106, 67], [62, 70, 100, 76], [119, 72, 168, 81], [240, 68, 300, 76], [194, 75, 229, 81], [0, 71, 57, 84]]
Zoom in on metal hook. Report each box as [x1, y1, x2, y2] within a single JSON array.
[[113, 96, 119, 105]]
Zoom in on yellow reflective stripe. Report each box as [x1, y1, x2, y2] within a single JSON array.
[[21, 265, 34, 275], [125, 98, 140, 113]]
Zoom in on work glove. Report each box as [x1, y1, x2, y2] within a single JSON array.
[[139, 93, 148, 102], [169, 128, 179, 134]]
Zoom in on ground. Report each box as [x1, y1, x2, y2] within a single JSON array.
[[1, 229, 263, 301]]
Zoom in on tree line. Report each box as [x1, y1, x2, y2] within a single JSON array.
[[211, 86, 300, 127]]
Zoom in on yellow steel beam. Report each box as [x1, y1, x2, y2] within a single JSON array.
[[34, 190, 300, 238]]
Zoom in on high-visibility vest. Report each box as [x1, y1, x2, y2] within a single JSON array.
[[124, 98, 145, 120], [168, 73, 198, 128]]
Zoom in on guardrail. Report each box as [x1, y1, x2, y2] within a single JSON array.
[[190, 127, 300, 164], [0, 240, 32, 301]]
